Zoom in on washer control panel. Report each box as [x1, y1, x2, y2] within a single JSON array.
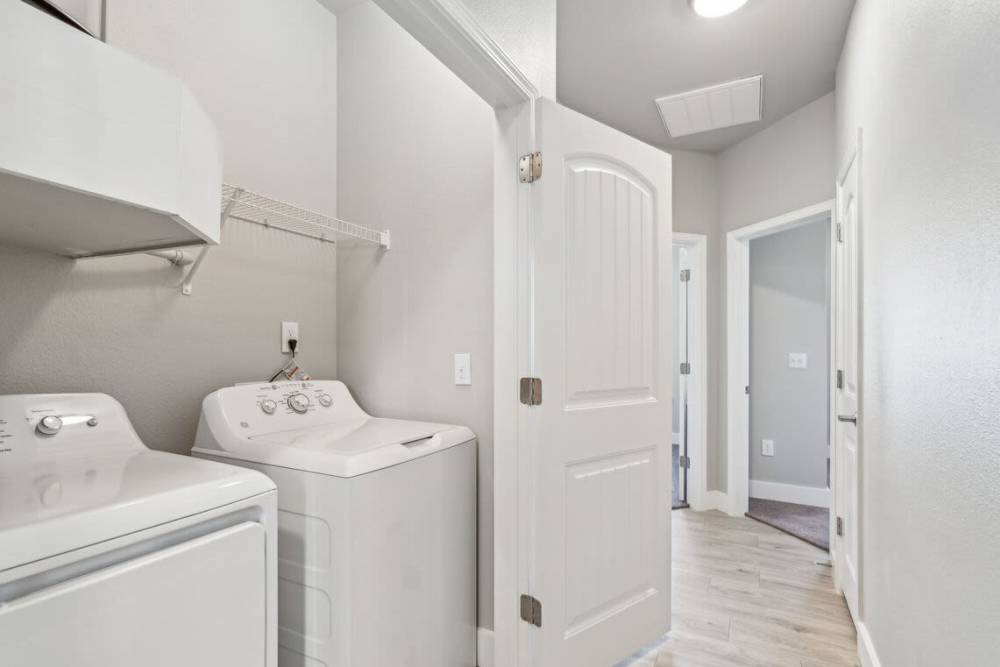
[[214, 381, 368, 438]]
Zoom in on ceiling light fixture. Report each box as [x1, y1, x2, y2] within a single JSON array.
[[688, 0, 749, 18]]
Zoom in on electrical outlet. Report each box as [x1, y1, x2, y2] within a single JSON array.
[[762, 439, 775, 457], [788, 352, 808, 369], [454, 353, 471, 385], [281, 322, 299, 353]]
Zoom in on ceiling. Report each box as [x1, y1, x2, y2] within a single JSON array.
[[557, 0, 855, 153], [316, 0, 367, 15]]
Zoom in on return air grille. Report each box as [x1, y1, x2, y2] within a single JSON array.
[[654, 74, 763, 138]]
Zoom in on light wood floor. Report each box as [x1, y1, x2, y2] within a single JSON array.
[[621, 509, 858, 667]]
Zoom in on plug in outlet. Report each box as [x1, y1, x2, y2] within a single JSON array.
[[454, 353, 471, 385], [281, 322, 299, 353], [788, 352, 808, 369], [761, 439, 775, 457]]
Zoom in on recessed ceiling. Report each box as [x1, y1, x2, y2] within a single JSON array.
[[557, 0, 855, 153]]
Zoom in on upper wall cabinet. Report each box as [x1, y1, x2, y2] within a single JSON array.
[[0, 1, 222, 258]]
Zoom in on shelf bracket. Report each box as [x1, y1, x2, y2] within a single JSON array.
[[181, 187, 243, 296]]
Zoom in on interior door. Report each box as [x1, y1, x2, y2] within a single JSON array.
[[525, 99, 672, 667], [834, 139, 861, 620]]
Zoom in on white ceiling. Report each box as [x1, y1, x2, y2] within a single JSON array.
[[316, 0, 367, 15], [557, 0, 855, 153]]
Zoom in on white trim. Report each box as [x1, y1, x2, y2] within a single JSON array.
[[749, 480, 830, 508], [725, 200, 836, 517], [672, 232, 708, 512], [857, 622, 881, 667], [373, 0, 537, 108], [477, 627, 495, 667], [704, 490, 731, 514], [671, 431, 681, 445]]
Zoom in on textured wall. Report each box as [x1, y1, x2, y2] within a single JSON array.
[[837, 1, 1000, 663], [749, 220, 830, 490], [0, 0, 339, 453], [336, 2, 495, 628]]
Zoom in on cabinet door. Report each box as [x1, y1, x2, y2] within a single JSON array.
[[0, 522, 267, 667]]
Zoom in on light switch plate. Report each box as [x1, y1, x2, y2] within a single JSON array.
[[762, 439, 775, 457], [281, 322, 299, 353], [454, 353, 471, 385], [788, 352, 808, 369]]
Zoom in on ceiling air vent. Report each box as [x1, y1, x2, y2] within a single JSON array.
[[655, 74, 763, 138]]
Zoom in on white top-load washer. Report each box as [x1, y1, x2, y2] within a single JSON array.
[[192, 380, 477, 667], [0, 393, 278, 667]]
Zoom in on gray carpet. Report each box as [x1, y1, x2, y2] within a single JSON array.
[[746, 497, 829, 551]]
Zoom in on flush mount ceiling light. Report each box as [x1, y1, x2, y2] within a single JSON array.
[[688, 0, 749, 18]]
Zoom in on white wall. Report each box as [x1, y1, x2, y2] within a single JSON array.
[[749, 220, 830, 493], [837, 2, 1000, 664], [0, 0, 339, 454], [715, 92, 836, 491], [335, 2, 495, 629]]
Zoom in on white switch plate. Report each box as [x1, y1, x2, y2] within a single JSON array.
[[788, 352, 808, 369], [281, 322, 299, 353], [762, 439, 775, 457], [454, 353, 471, 385]]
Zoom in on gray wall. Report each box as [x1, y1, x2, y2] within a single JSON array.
[[0, 0, 339, 454], [749, 220, 830, 490], [837, 1, 1000, 663], [715, 92, 836, 491], [335, 2, 495, 628], [670, 149, 723, 486]]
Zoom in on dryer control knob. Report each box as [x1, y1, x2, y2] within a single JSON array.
[[37, 415, 63, 436], [261, 399, 277, 415], [318, 393, 333, 407], [288, 393, 310, 414]]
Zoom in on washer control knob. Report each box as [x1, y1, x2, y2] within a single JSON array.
[[288, 393, 310, 414], [260, 399, 278, 415], [37, 415, 63, 436], [318, 393, 333, 408]]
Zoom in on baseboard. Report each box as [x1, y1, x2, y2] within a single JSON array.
[[749, 479, 830, 508], [703, 490, 730, 513], [857, 622, 881, 667], [477, 627, 494, 667]]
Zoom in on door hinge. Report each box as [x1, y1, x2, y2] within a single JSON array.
[[520, 377, 542, 406], [520, 594, 542, 627], [518, 152, 542, 183], [679, 455, 691, 469], [836, 369, 844, 389], [679, 269, 690, 282], [679, 362, 691, 376], [836, 222, 844, 243], [745, 385, 750, 395], [836, 516, 844, 537]]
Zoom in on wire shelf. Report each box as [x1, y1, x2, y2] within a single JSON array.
[[221, 183, 391, 249]]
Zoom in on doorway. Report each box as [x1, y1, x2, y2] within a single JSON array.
[[672, 232, 707, 511], [725, 200, 835, 529]]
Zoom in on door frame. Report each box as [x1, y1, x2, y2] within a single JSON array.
[[724, 200, 836, 517], [672, 233, 708, 512]]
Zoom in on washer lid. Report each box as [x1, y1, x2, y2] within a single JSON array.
[[0, 447, 274, 573], [0, 393, 275, 572], [193, 381, 476, 478]]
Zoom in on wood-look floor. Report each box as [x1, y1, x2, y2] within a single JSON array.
[[621, 509, 858, 667]]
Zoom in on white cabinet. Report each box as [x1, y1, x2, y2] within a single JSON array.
[[0, 1, 222, 258]]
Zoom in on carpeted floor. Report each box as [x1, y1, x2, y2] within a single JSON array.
[[747, 497, 829, 551]]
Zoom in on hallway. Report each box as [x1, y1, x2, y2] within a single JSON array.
[[622, 510, 857, 666]]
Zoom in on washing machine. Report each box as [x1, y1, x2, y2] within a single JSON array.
[[0, 392, 278, 667], [192, 380, 477, 667]]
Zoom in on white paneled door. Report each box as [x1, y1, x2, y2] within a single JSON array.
[[524, 99, 672, 667], [834, 137, 861, 621]]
